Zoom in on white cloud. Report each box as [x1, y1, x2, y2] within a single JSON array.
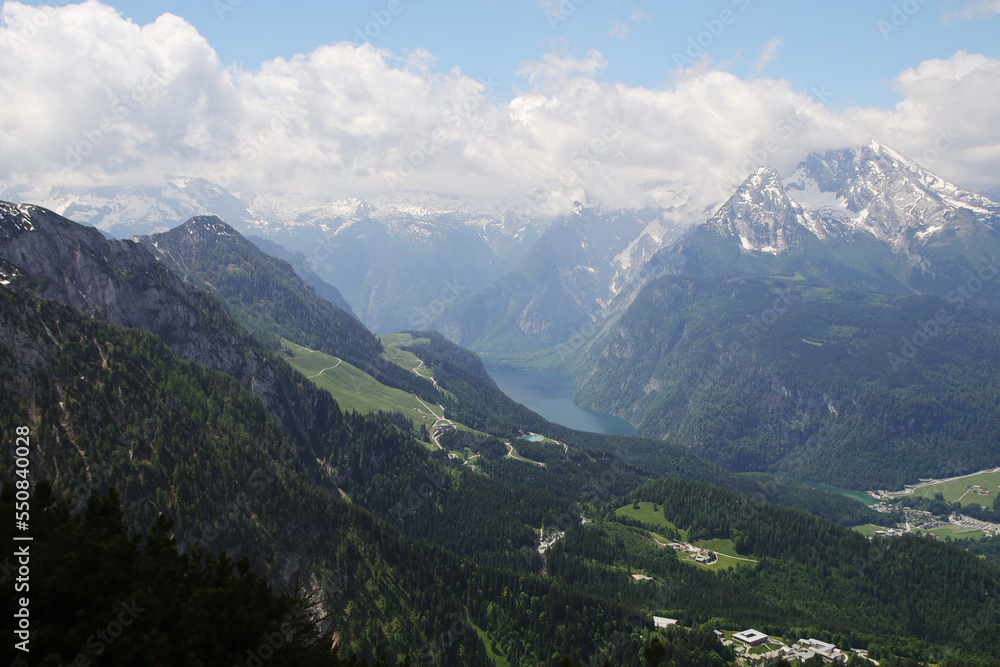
[[944, 0, 1000, 23], [1, 1, 998, 214], [607, 22, 630, 40], [607, 7, 651, 40], [515, 49, 608, 88], [630, 8, 652, 23], [752, 37, 784, 74], [842, 51, 1000, 190]]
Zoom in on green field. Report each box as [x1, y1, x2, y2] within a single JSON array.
[[615, 502, 688, 541], [852, 524, 880, 537], [280, 339, 442, 430], [378, 333, 431, 372], [614, 504, 757, 570], [908, 469, 1000, 508], [916, 525, 989, 541], [650, 532, 676, 547], [688, 538, 757, 571], [749, 641, 785, 655]]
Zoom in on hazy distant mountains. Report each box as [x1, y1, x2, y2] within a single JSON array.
[[0, 179, 695, 333], [438, 141, 1000, 357], [0, 178, 253, 238], [6, 142, 1000, 490], [434, 205, 689, 357], [3, 142, 998, 342]]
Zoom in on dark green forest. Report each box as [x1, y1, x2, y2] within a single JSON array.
[[572, 275, 1000, 489]]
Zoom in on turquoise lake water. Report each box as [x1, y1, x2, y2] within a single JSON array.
[[483, 361, 635, 436]]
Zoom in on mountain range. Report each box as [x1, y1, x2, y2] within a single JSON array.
[[0, 178, 695, 334], [6, 197, 1000, 664], [551, 142, 1000, 488], [656, 142, 1000, 302], [6, 141, 1000, 489]]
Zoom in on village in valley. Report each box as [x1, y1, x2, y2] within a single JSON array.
[[856, 468, 1000, 542], [606, 470, 1000, 665]]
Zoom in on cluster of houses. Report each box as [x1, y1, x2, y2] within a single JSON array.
[[870, 501, 894, 514], [663, 541, 718, 565], [951, 513, 1000, 535], [781, 638, 848, 663], [862, 505, 1000, 541], [869, 527, 906, 537], [719, 629, 871, 664]]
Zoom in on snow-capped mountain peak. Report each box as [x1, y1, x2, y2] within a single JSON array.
[[706, 166, 807, 255], [784, 142, 1000, 249]]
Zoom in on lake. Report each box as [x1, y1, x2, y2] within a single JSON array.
[[482, 362, 635, 436]]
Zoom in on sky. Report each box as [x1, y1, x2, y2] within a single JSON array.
[[1, 0, 999, 213]]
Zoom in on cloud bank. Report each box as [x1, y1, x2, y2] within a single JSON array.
[[944, 0, 1000, 23], [1, 0, 999, 217]]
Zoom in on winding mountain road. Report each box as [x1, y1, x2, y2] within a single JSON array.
[[306, 357, 342, 378], [413, 360, 438, 387]]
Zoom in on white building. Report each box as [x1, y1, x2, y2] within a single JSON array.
[[783, 638, 846, 663], [733, 629, 769, 647]]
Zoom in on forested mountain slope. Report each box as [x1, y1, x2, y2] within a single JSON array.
[[571, 275, 1000, 489], [142, 215, 435, 398]]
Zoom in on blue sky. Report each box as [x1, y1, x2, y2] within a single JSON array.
[[18, 0, 1000, 108]]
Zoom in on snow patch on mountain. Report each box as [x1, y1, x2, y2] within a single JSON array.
[[783, 141, 1000, 249], [0, 201, 38, 234], [705, 167, 807, 255]]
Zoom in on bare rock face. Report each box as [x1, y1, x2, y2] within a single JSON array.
[[706, 167, 810, 256], [785, 141, 1000, 251]]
